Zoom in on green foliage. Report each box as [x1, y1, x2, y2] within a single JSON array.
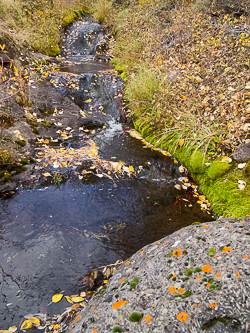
[[129, 312, 143, 322], [207, 160, 233, 180]]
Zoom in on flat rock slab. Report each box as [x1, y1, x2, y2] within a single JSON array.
[[233, 143, 250, 162], [67, 218, 250, 333]]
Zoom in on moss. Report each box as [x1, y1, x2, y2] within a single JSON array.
[[113, 326, 122, 333], [185, 268, 193, 276], [20, 158, 28, 165], [115, 65, 124, 73], [121, 279, 128, 288], [182, 277, 189, 282], [28, 157, 36, 163], [194, 267, 202, 272], [133, 276, 139, 283], [207, 160, 232, 180], [129, 312, 143, 322], [208, 248, 215, 256], [166, 251, 172, 257], [209, 284, 216, 290], [15, 139, 26, 147], [121, 72, 127, 82], [32, 128, 39, 135], [181, 290, 192, 299], [3, 171, 12, 182], [130, 282, 137, 290], [41, 120, 53, 128], [192, 222, 201, 225], [111, 59, 117, 65], [189, 151, 206, 174], [243, 160, 250, 177]]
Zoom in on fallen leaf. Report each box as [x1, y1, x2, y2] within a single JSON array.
[[174, 184, 181, 190], [8, 327, 17, 333], [52, 294, 64, 303], [238, 163, 246, 169], [43, 172, 52, 177], [71, 296, 85, 303], [20, 320, 32, 330], [178, 140, 184, 147], [179, 165, 185, 173]]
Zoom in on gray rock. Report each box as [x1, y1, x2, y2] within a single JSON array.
[[232, 143, 250, 162]]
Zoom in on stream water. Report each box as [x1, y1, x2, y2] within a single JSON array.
[[0, 19, 214, 329]]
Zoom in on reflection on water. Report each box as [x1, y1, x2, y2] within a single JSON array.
[[0, 131, 213, 327]]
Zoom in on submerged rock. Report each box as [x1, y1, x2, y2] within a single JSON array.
[[233, 143, 250, 162]]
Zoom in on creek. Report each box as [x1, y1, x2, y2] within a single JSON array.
[[0, 19, 213, 329]]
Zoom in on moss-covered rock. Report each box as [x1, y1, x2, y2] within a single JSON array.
[[189, 151, 206, 174], [207, 160, 233, 180]]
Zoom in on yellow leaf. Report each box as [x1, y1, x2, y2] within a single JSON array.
[[65, 296, 73, 304], [182, 96, 187, 99], [0, 331, 12, 333], [54, 324, 60, 330], [52, 293, 64, 303], [29, 317, 40, 324], [174, 158, 178, 164], [8, 326, 17, 333], [178, 140, 184, 147], [71, 296, 85, 303], [128, 165, 134, 172], [20, 320, 32, 330]]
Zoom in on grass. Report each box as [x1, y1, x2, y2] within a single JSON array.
[[0, 0, 90, 56], [87, 0, 250, 218]]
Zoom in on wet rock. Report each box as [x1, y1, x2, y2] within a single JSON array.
[[68, 23, 103, 55], [232, 143, 250, 162], [81, 119, 104, 129]]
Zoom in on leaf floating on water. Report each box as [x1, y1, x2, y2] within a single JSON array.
[[71, 296, 85, 303], [65, 296, 73, 304], [52, 294, 64, 303], [174, 184, 181, 190], [43, 172, 52, 177], [179, 165, 185, 173], [20, 320, 32, 330], [8, 327, 17, 333]]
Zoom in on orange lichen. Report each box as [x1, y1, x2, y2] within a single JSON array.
[[196, 275, 202, 280], [235, 272, 241, 278], [155, 240, 159, 243], [216, 272, 222, 278], [242, 255, 249, 259], [241, 221, 246, 223], [173, 273, 177, 277], [214, 255, 220, 259], [177, 288, 184, 294], [206, 283, 211, 288], [202, 265, 213, 273], [173, 248, 182, 257], [209, 303, 217, 309], [112, 299, 128, 309], [176, 312, 189, 323], [145, 314, 152, 323], [140, 250, 144, 253], [125, 261, 130, 265], [168, 286, 176, 293], [222, 247, 232, 253], [119, 278, 125, 283], [163, 242, 167, 246], [203, 225, 208, 228], [92, 330, 97, 333]]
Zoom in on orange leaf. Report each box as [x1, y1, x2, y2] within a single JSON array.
[[178, 140, 184, 147], [222, 247, 232, 253], [176, 312, 189, 323], [177, 288, 184, 294], [202, 265, 213, 273], [145, 314, 152, 323], [112, 299, 128, 309], [168, 286, 176, 293], [119, 278, 125, 283], [216, 272, 221, 278], [235, 272, 241, 278]]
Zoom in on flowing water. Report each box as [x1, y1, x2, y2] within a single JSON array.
[[0, 19, 214, 329]]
